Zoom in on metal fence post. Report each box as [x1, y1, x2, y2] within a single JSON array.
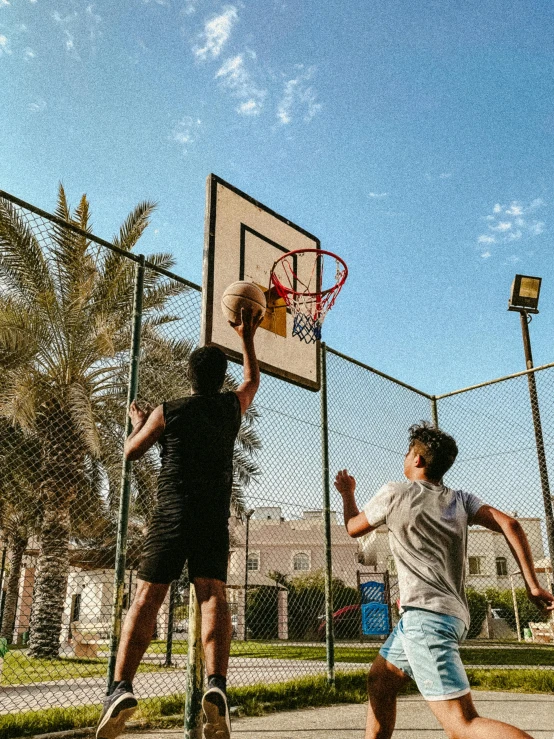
[[184, 583, 204, 738], [320, 343, 335, 687], [164, 580, 178, 667], [518, 312, 554, 591], [106, 255, 146, 691], [431, 396, 439, 428]]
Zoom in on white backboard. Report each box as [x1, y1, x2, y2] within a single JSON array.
[[201, 175, 321, 391]]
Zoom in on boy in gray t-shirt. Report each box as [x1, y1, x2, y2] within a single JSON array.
[[335, 421, 554, 739]]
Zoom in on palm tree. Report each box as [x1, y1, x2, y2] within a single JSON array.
[[0, 186, 261, 658], [0, 422, 42, 643], [0, 188, 184, 658]]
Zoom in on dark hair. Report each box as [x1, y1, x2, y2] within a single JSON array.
[[188, 346, 227, 395], [408, 421, 458, 480]]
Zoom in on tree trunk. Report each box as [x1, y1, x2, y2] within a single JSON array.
[[28, 505, 70, 659], [0, 534, 28, 643]]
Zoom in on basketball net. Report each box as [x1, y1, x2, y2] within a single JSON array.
[[269, 249, 348, 344]]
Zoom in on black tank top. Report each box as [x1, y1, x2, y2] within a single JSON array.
[[157, 392, 241, 496]]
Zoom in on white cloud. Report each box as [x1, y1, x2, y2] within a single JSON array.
[[193, 6, 237, 60], [505, 202, 523, 216], [481, 251, 491, 258], [28, 97, 46, 113], [172, 116, 201, 152], [369, 192, 388, 199], [24, 47, 35, 59], [439, 172, 452, 179], [0, 0, 10, 8], [238, 99, 262, 115], [0, 34, 11, 54], [506, 255, 521, 264], [53, 10, 77, 23], [183, 0, 197, 13], [490, 221, 512, 232], [277, 65, 321, 125], [215, 53, 266, 114], [477, 197, 547, 258], [530, 221, 545, 236], [64, 29, 80, 58]]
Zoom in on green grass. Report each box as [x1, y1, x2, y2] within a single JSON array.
[[1, 650, 177, 686], [2, 669, 554, 739], [3, 641, 553, 687], [149, 640, 554, 667]]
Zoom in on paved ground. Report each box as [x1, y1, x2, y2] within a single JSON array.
[[0, 659, 365, 714], [121, 692, 554, 738]]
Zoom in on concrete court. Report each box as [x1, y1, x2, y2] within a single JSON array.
[[122, 691, 554, 738]]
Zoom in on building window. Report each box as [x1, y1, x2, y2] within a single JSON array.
[[293, 552, 310, 572], [496, 557, 508, 576], [247, 552, 260, 572], [71, 593, 81, 622], [468, 556, 482, 575], [386, 556, 397, 575]]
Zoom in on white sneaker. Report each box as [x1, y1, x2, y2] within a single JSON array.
[[202, 686, 231, 739]]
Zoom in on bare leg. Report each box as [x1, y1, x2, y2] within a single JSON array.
[[114, 579, 169, 683], [194, 577, 232, 677], [365, 654, 412, 739], [428, 692, 534, 739]]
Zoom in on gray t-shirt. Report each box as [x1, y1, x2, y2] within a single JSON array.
[[363, 480, 484, 628]]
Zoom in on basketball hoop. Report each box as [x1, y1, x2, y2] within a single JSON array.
[[269, 249, 348, 343]]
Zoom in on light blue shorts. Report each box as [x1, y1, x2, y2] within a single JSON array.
[[379, 607, 470, 701]]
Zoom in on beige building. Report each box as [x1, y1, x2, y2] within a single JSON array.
[[2, 511, 549, 646], [228, 508, 361, 588], [358, 516, 549, 591]]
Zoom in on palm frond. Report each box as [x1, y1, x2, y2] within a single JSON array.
[[0, 198, 55, 303], [112, 201, 157, 253], [233, 449, 261, 487], [67, 382, 102, 457], [0, 296, 42, 370], [236, 423, 263, 454], [142, 280, 188, 312], [142, 251, 177, 277]]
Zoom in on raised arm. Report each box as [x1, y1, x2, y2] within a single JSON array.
[[472, 505, 554, 611], [231, 307, 262, 416], [334, 469, 375, 538], [124, 401, 165, 461]]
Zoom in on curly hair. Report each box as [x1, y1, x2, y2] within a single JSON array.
[[187, 345, 227, 395], [408, 421, 458, 481]]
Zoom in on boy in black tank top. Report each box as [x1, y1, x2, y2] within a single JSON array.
[[96, 310, 262, 739]]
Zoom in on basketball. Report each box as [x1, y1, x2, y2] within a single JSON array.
[[221, 280, 267, 325]]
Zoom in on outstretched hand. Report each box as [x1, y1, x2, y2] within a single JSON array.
[[230, 307, 264, 341], [129, 399, 153, 427], [334, 469, 356, 497], [528, 585, 554, 612]]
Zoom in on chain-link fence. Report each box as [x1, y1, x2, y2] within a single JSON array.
[[0, 189, 553, 726]]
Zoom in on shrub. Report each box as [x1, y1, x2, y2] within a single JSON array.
[[466, 588, 487, 638], [484, 586, 547, 631]]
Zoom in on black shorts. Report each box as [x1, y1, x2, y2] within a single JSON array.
[[137, 489, 230, 585]]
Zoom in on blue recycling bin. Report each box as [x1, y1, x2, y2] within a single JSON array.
[[361, 603, 390, 636], [360, 580, 385, 604]]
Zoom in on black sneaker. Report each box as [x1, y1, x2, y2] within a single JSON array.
[[202, 686, 231, 739], [96, 682, 138, 739]]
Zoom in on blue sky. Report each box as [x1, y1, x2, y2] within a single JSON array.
[[3, 0, 554, 394]]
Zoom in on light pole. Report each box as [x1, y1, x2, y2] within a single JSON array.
[[243, 509, 255, 641], [508, 274, 554, 590]]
